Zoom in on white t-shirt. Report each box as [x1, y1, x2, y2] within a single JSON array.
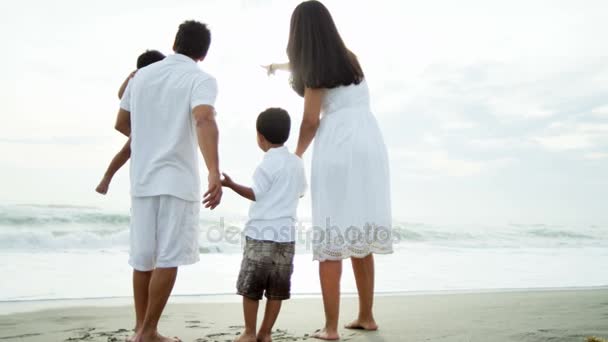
[[120, 54, 217, 202], [244, 146, 307, 242]]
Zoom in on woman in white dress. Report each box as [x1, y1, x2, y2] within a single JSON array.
[[266, 1, 392, 340]]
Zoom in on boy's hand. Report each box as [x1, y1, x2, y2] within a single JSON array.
[[221, 172, 234, 188]]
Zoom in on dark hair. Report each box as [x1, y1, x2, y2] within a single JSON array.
[[173, 20, 211, 60], [287, 0, 364, 97], [136, 50, 166, 69], [256, 108, 291, 144]]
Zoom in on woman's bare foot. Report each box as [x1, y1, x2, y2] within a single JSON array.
[[234, 331, 257, 342], [312, 328, 340, 341], [95, 177, 110, 195], [344, 318, 378, 331]]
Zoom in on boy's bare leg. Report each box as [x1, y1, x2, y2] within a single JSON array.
[[130, 270, 152, 341], [135, 267, 180, 342], [346, 254, 378, 330], [236, 296, 259, 342], [257, 299, 282, 342], [313, 260, 341, 340]]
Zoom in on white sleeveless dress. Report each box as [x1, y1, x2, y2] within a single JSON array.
[[311, 79, 393, 261]]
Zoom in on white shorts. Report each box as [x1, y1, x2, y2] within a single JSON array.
[[129, 195, 200, 271]]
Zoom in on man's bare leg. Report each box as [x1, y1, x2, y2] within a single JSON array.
[[236, 296, 258, 342], [135, 267, 180, 342], [257, 299, 282, 342], [130, 270, 152, 341]]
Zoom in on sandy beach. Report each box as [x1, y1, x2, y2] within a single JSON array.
[[1, 288, 607, 342]]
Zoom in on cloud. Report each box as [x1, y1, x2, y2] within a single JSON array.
[[584, 152, 608, 160], [0, 136, 108, 146], [534, 134, 594, 150], [392, 146, 515, 178], [591, 105, 608, 118], [534, 122, 608, 151]]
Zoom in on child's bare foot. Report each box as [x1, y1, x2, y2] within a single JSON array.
[[312, 328, 340, 340], [234, 331, 257, 342], [345, 318, 378, 331], [133, 332, 181, 342], [257, 333, 272, 342], [95, 178, 110, 195]]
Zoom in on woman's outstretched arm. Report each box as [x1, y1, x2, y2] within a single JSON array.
[[262, 63, 290, 75], [295, 88, 323, 157]]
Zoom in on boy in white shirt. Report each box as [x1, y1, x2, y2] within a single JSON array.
[[221, 108, 306, 342]]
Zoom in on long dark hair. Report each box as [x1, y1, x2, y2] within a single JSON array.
[[287, 1, 364, 97]]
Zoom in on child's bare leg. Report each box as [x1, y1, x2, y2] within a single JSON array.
[[96, 138, 131, 195], [257, 299, 282, 342], [236, 296, 258, 342]]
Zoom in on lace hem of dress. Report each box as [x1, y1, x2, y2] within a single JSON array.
[[312, 244, 394, 261]]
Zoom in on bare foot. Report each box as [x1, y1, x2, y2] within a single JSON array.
[[234, 331, 257, 342], [257, 333, 272, 342], [312, 328, 340, 341], [96, 178, 110, 195], [345, 318, 378, 331], [133, 332, 181, 342]]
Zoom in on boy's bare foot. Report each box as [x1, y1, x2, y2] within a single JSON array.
[[256, 333, 272, 342], [133, 332, 181, 342], [344, 318, 378, 331], [95, 178, 110, 195], [312, 328, 340, 341], [234, 331, 257, 342]]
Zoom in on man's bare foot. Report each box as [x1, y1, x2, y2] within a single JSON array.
[[256, 333, 272, 342], [95, 178, 110, 195], [344, 318, 378, 331], [312, 328, 340, 341], [133, 332, 181, 342], [234, 331, 257, 342]]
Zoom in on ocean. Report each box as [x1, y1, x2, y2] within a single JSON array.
[[1, 204, 607, 307]]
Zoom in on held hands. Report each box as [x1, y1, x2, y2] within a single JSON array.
[[203, 172, 222, 210], [220, 172, 234, 188]]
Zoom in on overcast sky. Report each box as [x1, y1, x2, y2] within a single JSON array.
[[1, 0, 607, 225]]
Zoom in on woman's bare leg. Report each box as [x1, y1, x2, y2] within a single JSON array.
[[313, 260, 341, 340], [346, 254, 378, 330]]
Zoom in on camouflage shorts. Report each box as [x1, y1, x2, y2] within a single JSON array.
[[237, 237, 295, 300]]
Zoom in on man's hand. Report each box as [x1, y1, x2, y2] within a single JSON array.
[[221, 172, 234, 188], [203, 172, 222, 209]]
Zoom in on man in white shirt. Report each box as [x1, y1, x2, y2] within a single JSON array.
[[114, 20, 222, 342]]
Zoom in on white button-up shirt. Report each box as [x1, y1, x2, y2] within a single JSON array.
[[120, 54, 218, 202], [245, 146, 307, 242]]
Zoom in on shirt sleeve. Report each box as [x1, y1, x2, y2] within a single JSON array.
[[251, 165, 272, 201], [119, 80, 132, 111], [191, 76, 218, 110]]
